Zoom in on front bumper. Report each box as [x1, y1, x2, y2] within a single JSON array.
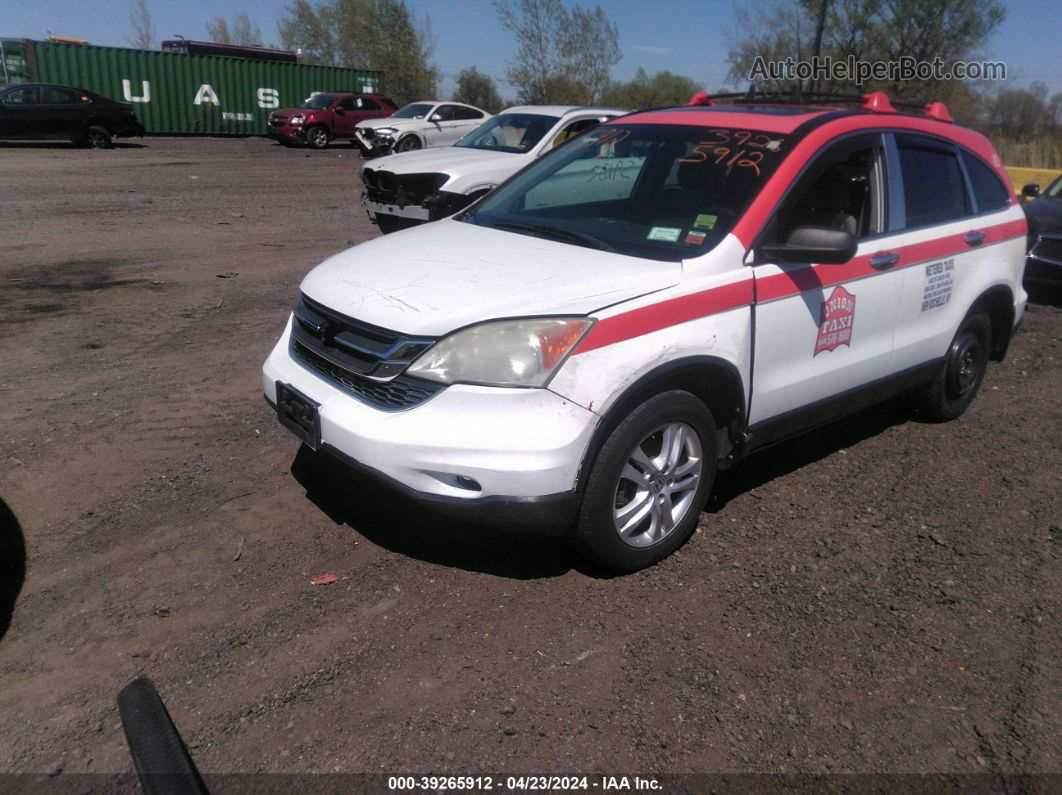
[[262, 318, 596, 532], [362, 196, 430, 221], [117, 118, 145, 138], [353, 128, 394, 156], [267, 124, 305, 143]]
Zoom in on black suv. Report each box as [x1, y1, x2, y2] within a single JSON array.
[[0, 83, 144, 148]]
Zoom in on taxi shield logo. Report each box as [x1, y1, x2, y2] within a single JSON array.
[[814, 286, 856, 356]]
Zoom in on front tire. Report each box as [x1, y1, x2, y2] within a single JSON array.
[[394, 135, 422, 153], [305, 126, 330, 149], [920, 312, 991, 422], [84, 125, 112, 149], [575, 391, 716, 572]]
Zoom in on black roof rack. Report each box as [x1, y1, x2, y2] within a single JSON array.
[[684, 89, 955, 122], [707, 90, 921, 110]]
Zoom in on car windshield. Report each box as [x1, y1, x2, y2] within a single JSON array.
[[461, 124, 789, 261], [455, 113, 559, 153], [1047, 176, 1062, 198], [301, 95, 337, 109], [392, 103, 435, 119]]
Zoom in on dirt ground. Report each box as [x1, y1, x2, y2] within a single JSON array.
[[0, 137, 1059, 785]]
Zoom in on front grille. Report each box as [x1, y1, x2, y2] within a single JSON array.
[[269, 117, 286, 127], [1032, 235, 1062, 264], [361, 169, 446, 207], [290, 294, 442, 411], [293, 341, 444, 410]]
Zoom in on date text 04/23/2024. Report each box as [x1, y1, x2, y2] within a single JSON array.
[[387, 775, 662, 791]]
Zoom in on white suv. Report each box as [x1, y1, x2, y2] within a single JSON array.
[[360, 105, 628, 233], [264, 92, 1027, 571]]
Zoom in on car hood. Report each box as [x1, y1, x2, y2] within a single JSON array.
[[368, 146, 519, 175], [1023, 197, 1062, 237], [356, 117, 427, 131], [299, 219, 680, 336]]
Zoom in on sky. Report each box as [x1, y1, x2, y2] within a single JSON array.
[[3, 0, 1061, 99]]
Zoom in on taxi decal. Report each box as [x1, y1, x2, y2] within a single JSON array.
[[814, 286, 856, 356]]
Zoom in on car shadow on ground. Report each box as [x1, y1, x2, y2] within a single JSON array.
[[0, 141, 146, 149], [290, 447, 593, 579], [707, 396, 914, 513], [291, 396, 917, 579], [0, 497, 26, 642]]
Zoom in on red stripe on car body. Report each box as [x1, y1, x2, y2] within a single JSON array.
[[576, 280, 754, 354], [755, 218, 1026, 302], [575, 219, 1025, 355]]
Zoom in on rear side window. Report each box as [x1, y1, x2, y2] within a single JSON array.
[[897, 137, 969, 227], [961, 151, 1011, 213], [1, 86, 40, 105], [360, 97, 380, 110], [454, 106, 484, 120]]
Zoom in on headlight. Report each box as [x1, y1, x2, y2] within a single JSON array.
[[374, 127, 398, 136], [289, 115, 304, 125], [406, 317, 593, 387]]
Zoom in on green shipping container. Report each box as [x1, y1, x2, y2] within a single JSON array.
[[0, 39, 383, 136]]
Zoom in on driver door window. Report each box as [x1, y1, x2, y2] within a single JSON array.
[[769, 141, 885, 244], [749, 135, 905, 430]]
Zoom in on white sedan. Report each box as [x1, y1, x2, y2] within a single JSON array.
[[354, 101, 491, 155]]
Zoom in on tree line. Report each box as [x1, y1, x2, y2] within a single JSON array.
[[727, 0, 1062, 167], [127, 0, 1060, 166]]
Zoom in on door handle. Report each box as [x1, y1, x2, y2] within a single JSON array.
[[870, 251, 900, 269], [965, 229, 986, 246]]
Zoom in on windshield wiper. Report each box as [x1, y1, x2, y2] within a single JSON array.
[[490, 220, 615, 252]]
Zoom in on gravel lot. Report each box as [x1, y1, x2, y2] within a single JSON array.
[[0, 137, 1059, 783]]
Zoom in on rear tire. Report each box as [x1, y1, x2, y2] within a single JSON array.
[[574, 391, 716, 572], [920, 312, 991, 422], [85, 125, 112, 149], [305, 126, 330, 149]]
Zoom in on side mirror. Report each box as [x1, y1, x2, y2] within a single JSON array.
[[759, 225, 857, 264], [1022, 183, 1040, 199], [430, 113, 442, 122]]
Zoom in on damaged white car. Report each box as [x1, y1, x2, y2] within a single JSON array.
[[353, 101, 490, 157], [360, 105, 628, 233]]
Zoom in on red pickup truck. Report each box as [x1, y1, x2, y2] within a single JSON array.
[[267, 92, 396, 149]]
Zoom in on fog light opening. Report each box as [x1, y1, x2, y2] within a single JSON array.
[[455, 475, 481, 492]]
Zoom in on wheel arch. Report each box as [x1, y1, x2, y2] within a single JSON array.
[[573, 356, 746, 493], [85, 116, 114, 132], [967, 284, 1015, 360]]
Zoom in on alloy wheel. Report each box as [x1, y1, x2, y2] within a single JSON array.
[[612, 422, 703, 548]]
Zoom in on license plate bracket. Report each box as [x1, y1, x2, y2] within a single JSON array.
[[276, 382, 321, 450]]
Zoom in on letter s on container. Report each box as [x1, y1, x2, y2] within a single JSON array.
[[257, 88, 279, 109]]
